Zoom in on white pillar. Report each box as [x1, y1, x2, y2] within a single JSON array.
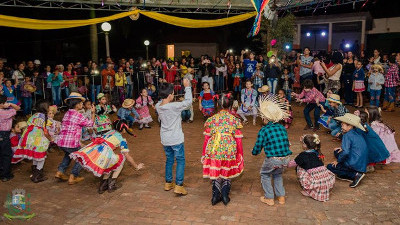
[[328, 22, 333, 52], [361, 20, 366, 52]]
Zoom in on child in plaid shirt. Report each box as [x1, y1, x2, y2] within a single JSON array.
[[252, 95, 292, 206], [55, 92, 95, 185], [382, 56, 399, 112]]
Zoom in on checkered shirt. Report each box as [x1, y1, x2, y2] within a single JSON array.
[[55, 109, 94, 148], [252, 122, 292, 157], [0, 108, 16, 131], [294, 87, 326, 104], [384, 64, 399, 88]]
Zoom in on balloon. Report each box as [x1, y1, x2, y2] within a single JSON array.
[[270, 39, 277, 46], [267, 51, 274, 58]]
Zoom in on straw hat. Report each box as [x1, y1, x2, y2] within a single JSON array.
[[48, 105, 58, 114], [258, 85, 270, 93], [327, 94, 342, 105], [258, 94, 290, 123], [64, 92, 85, 103], [335, 113, 366, 131], [122, 99, 135, 108], [371, 64, 384, 73], [97, 93, 105, 100], [17, 121, 28, 130], [187, 68, 194, 74], [24, 84, 36, 93]]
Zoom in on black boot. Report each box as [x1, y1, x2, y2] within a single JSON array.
[[30, 168, 38, 183], [211, 182, 222, 205], [30, 165, 37, 178], [98, 178, 109, 194], [221, 182, 231, 205], [32, 169, 48, 183], [108, 178, 122, 193]]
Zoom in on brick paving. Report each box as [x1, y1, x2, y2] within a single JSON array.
[[1, 105, 400, 224]]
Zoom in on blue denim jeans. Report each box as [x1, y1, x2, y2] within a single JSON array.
[[126, 84, 133, 99], [163, 143, 185, 185], [303, 102, 322, 128], [267, 78, 278, 94], [328, 119, 341, 136], [181, 110, 191, 121], [370, 89, 381, 106], [51, 86, 61, 106], [214, 75, 224, 93], [91, 84, 102, 104], [58, 147, 82, 177], [22, 97, 32, 116], [123, 115, 136, 127], [260, 156, 290, 199], [384, 87, 396, 103], [326, 150, 358, 180]]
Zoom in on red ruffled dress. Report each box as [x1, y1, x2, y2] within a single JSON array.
[[202, 110, 244, 179]]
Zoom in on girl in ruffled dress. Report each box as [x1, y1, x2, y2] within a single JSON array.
[[288, 134, 335, 202], [199, 82, 216, 119], [95, 93, 117, 135], [136, 88, 155, 130], [12, 100, 51, 183], [237, 80, 258, 125], [202, 93, 244, 206], [70, 120, 144, 194]]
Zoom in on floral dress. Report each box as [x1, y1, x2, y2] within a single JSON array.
[[70, 130, 128, 177], [202, 110, 244, 179], [95, 104, 114, 133], [12, 113, 50, 163], [135, 96, 154, 124]]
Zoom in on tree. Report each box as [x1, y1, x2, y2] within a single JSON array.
[[254, 14, 296, 57]]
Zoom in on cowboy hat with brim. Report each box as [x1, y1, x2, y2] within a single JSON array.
[[258, 95, 290, 123], [327, 94, 342, 104], [122, 99, 135, 108], [258, 85, 270, 93], [64, 92, 85, 103], [335, 113, 366, 131]]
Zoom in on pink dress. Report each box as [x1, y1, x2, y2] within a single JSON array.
[[135, 96, 154, 124], [371, 121, 400, 163]]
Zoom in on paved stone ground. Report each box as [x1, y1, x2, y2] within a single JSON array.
[[1, 105, 400, 225]]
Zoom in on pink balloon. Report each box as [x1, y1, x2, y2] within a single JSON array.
[[271, 39, 277, 46]]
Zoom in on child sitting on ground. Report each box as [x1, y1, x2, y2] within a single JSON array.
[[199, 82, 216, 119], [317, 88, 336, 129], [277, 89, 293, 129], [366, 106, 400, 163], [237, 80, 258, 125], [117, 99, 141, 128], [327, 113, 368, 188], [325, 94, 349, 140], [288, 134, 335, 202], [252, 94, 292, 206]]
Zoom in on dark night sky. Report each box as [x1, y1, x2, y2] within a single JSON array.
[[0, 0, 399, 64]]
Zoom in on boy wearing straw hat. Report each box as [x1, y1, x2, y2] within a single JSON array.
[[118, 99, 141, 128], [327, 113, 368, 188], [324, 94, 348, 139], [252, 95, 292, 206]]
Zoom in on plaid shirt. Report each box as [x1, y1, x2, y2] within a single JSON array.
[[252, 122, 292, 157], [0, 108, 16, 131], [384, 64, 399, 88], [56, 109, 93, 148], [332, 104, 349, 118], [294, 87, 325, 104]]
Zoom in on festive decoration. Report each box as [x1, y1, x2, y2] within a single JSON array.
[[270, 39, 277, 46], [0, 10, 256, 30], [267, 50, 274, 57], [248, 0, 271, 37]]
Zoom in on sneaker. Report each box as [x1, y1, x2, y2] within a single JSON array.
[[260, 196, 274, 206], [144, 125, 151, 129], [174, 185, 188, 195], [164, 182, 175, 191], [349, 173, 365, 188], [336, 175, 352, 182]]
